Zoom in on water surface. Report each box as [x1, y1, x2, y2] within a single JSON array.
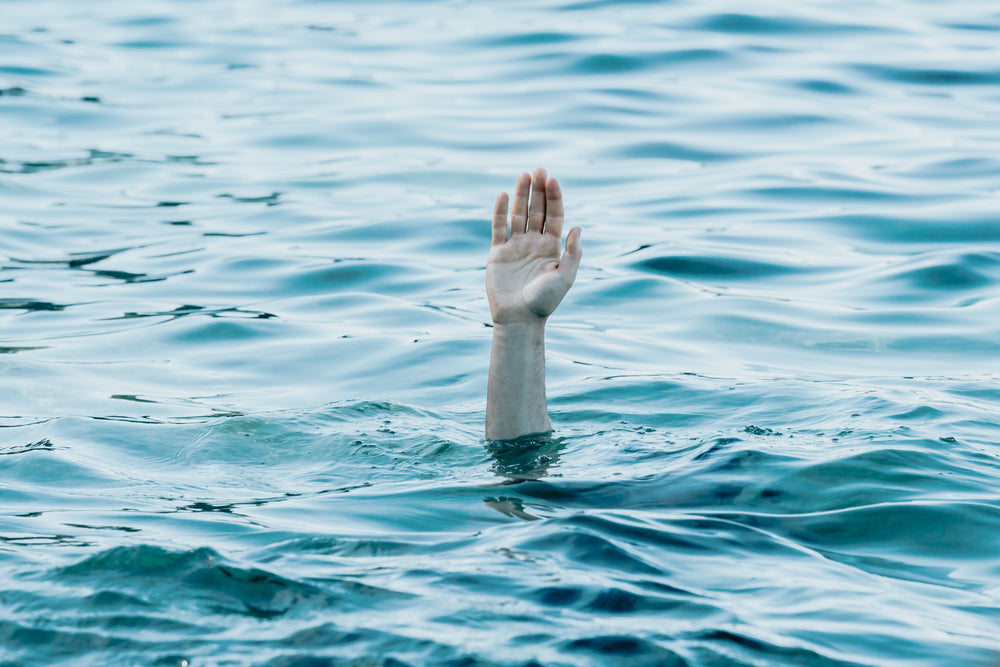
[[2, 1, 999, 665]]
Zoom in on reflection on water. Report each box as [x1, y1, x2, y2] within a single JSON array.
[[2, 0, 1000, 664], [486, 436, 567, 483]]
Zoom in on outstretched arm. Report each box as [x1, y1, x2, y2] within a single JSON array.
[[486, 168, 582, 441]]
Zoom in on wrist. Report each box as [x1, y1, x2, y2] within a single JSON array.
[[491, 319, 546, 337]]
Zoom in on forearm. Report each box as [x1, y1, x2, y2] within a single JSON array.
[[486, 321, 551, 440]]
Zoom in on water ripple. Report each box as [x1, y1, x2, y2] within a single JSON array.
[[3, 0, 1000, 664], [689, 12, 885, 36]]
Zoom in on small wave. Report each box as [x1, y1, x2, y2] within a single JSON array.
[[610, 141, 738, 162], [0, 620, 146, 659], [633, 254, 806, 281], [474, 31, 581, 47], [57, 545, 364, 618], [720, 501, 1000, 563], [560, 635, 687, 664], [688, 12, 883, 35], [853, 64, 1000, 86], [793, 79, 858, 95], [560, 48, 730, 76], [891, 157, 1000, 180], [851, 251, 1000, 302], [0, 438, 57, 457], [749, 185, 919, 203], [0, 65, 57, 76], [0, 149, 132, 174], [0, 299, 70, 312], [822, 213, 1000, 244], [563, 53, 647, 74]]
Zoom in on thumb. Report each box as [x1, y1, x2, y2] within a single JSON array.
[[557, 227, 582, 286]]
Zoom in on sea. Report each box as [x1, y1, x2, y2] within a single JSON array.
[[2, 0, 999, 665]]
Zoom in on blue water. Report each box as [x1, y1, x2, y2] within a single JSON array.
[[2, 1, 1000, 665]]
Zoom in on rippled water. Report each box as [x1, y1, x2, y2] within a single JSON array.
[[3, 1, 1000, 665]]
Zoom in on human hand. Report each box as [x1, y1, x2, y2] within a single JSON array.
[[486, 168, 582, 326]]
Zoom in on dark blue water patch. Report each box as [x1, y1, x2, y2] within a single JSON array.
[[944, 382, 1000, 406], [518, 523, 665, 576], [944, 22, 1000, 32], [0, 298, 70, 312], [473, 31, 581, 47], [852, 64, 1000, 86], [113, 15, 178, 27], [166, 316, 281, 344], [269, 623, 428, 652], [115, 40, 195, 49], [748, 185, 916, 203], [632, 255, 805, 281], [560, 635, 686, 665], [258, 657, 428, 667], [819, 549, 968, 591], [57, 545, 407, 617], [551, 378, 716, 426], [2, 586, 436, 667], [824, 213, 1000, 244], [653, 48, 730, 65], [68, 613, 205, 634], [598, 86, 679, 101], [560, 48, 729, 75], [0, 619, 146, 659], [281, 260, 424, 295], [737, 501, 1000, 560], [794, 79, 857, 95], [0, 65, 57, 76], [487, 437, 571, 483], [770, 446, 992, 512], [580, 586, 698, 615], [563, 53, 646, 74], [886, 334, 1000, 357], [0, 345, 46, 354], [852, 251, 1000, 303], [266, 536, 426, 558], [900, 259, 996, 291], [693, 112, 838, 132], [259, 628, 468, 667], [687, 13, 882, 35], [681, 629, 868, 667], [610, 141, 738, 162], [892, 157, 1000, 180]]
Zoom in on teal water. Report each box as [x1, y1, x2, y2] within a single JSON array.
[[2, 1, 1000, 665]]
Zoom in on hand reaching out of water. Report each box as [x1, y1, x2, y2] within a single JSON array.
[[486, 168, 582, 441], [487, 168, 582, 324]]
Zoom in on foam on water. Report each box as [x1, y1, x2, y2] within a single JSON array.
[[2, 0, 999, 665]]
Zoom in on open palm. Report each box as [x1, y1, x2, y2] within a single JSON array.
[[486, 168, 582, 325]]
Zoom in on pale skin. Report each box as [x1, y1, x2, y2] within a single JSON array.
[[486, 168, 582, 441]]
